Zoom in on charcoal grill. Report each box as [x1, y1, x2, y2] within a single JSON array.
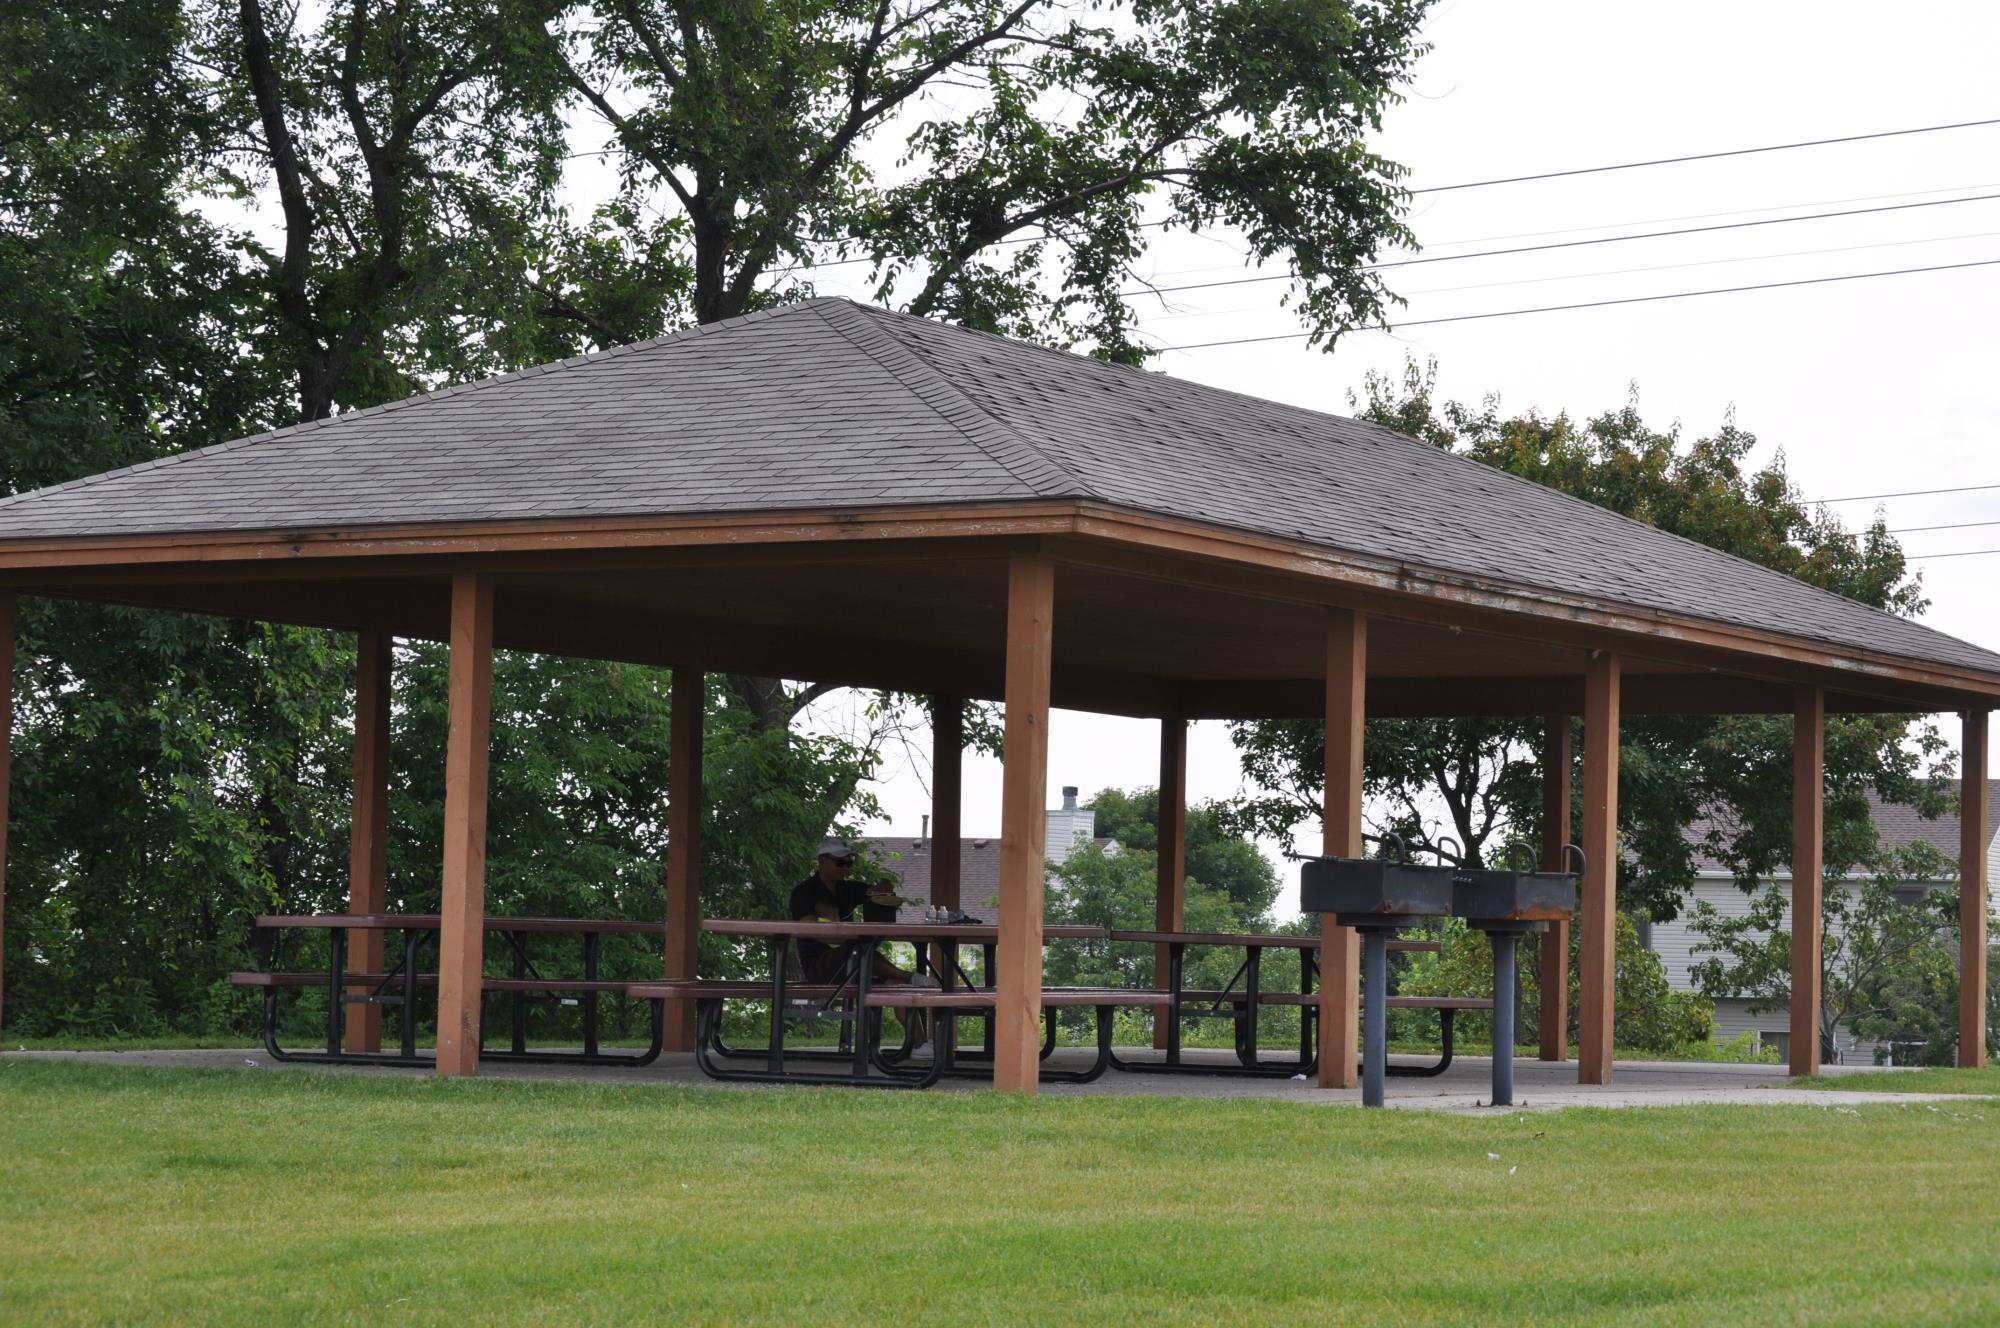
[[1300, 834, 1456, 1106]]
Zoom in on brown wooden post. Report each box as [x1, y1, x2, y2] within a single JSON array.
[[1578, 651, 1620, 1085], [1961, 709, 1989, 1069], [1538, 714, 1573, 1061], [1317, 608, 1365, 1090], [1154, 715, 1188, 1049], [928, 696, 963, 985], [994, 553, 1054, 1093], [664, 667, 704, 1052], [1790, 685, 1825, 1076], [0, 593, 12, 1037], [435, 574, 494, 1078], [344, 626, 392, 1053]]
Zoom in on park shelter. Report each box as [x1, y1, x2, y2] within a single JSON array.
[[0, 296, 1993, 1090]]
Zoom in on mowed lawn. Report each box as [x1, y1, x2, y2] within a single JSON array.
[[2, 1062, 1997, 1326]]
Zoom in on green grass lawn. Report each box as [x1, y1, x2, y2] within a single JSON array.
[[4, 1061, 1998, 1325], [1802, 1065, 2000, 1096]]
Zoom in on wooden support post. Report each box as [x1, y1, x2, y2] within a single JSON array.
[[664, 668, 704, 1052], [1961, 709, 1989, 1069], [435, 574, 494, 1078], [344, 627, 392, 1053], [1578, 651, 1621, 1085], [994, 554, 1054, 1093], [1317, 608, 1365, 1090], [1154, 715, 1188, 1049], [928, 696, 962, 984], [0, 594, 12, 1038], [1790, 686, 1825, 1077], [1538, 715, 1573, 1061]]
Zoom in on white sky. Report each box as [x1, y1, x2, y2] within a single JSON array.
[[810, 1, 2000, 913]]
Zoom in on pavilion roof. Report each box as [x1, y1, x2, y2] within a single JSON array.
[[0, 296, 1993, 677]]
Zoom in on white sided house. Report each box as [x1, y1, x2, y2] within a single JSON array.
[[1648, 780, 2000, 1064]]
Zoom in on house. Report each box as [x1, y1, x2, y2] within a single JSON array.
[[1648, 779, 2000, 1063], [858, 786, 1113, 920]]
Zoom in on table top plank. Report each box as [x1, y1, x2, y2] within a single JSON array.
[[1110, 929, 1438, 952], [256, 914, 669, 935]]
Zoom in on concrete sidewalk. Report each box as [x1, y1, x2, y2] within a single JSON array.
[[8, 1044, 1985, 1113]]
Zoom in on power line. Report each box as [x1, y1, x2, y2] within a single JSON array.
[[1907, 547, 2000, 561], [1816, 483, 2000, 503], [1125, 192, 2000, 298], [1411, 117, 2000, 194], [1154, 257, 2000, 351], [1142, 229, 2000, 316], [1888, 518, 2000, 535]]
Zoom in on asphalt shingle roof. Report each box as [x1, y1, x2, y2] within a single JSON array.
[[2, 297, 1995, 678]]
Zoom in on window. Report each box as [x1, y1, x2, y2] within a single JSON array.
[[1760, 1030, 1790, 1062]]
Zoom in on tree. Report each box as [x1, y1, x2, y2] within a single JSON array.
[[202, 0, 569, 421], [532, 0, 1434, 360], [1688, 841, 1963, 1065], [1228, 360, 1950, 925], [1082, 785, 1280, 921], [1398, 913, 1711, 1054]]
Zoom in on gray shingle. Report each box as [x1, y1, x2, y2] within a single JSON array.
[[0, 296, 1995, 679]]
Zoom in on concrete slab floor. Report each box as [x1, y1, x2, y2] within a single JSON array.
[[6, 1045, 1988, 1114]]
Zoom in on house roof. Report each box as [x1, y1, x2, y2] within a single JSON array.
[[2, 296, 1995, 679], [859, 837, 1004, 920], [1688, 778, 2000, 875]]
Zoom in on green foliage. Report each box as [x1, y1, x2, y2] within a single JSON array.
[[1689, 842, 1968, 1066], [1229, 359, 1949, 925], [1398, 913, 1711, 1054], [1083, 785, 1280, 919], [535, 0, 1434, 359]]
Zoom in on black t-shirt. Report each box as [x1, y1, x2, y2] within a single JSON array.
[[788, 873, 869, 964]]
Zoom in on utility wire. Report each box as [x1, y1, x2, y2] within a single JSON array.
[[1140, 229, 2000, 318], [1889, 518, 2000, 535], [1817, 483, 2000, 503], [1126, 192, 2000, 298], [1411, 117, 2000, 194], [1906, 547, 2000, 560], [1155, 257, 2000, 351]]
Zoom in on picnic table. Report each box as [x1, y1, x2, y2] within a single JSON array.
[[232, 913, 668, 1067], [630, 919, 1157, 1089], [1104, 929, 1487, 1078]]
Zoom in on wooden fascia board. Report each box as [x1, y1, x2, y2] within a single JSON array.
[[1054, 511, 2000, 705], [0, 503, 1080, 571], [1, 493, 1993, 703]]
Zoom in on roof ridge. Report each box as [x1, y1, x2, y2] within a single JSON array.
[[0, 299, 842, 518], [811, 301, 1091, 500]]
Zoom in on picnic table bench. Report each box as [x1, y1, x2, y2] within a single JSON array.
[[640, 919, 1125, 1088], [232, 914, 667, 1067], [1106, 929, 1459, 1077]]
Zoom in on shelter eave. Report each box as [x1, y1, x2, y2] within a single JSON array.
[[0, 496, 1996, 709]]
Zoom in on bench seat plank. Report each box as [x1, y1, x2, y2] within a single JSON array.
[[1178, 989, 1494, 1010], [863, 987, 1169, 1010]]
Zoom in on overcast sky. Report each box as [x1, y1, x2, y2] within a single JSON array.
[[811, 1, 2000, 910]]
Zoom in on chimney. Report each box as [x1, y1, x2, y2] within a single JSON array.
[[921, 814, 930, 840], [1062, 785, 1078, 811]]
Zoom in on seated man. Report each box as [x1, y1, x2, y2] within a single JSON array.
[[788, 839, 935, 987]]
